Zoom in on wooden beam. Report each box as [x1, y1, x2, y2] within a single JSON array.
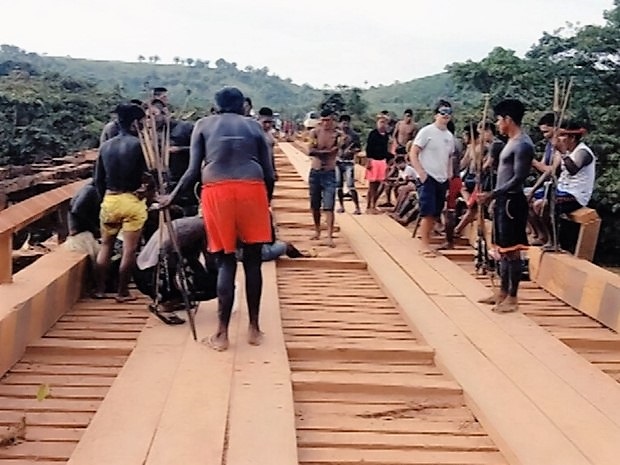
[[0, 231, 12, 284]]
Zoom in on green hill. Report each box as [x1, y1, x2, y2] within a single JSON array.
[[0, 44, 474, 120]]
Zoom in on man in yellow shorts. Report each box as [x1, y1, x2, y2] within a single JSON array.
[[94, 103, 148, 302]]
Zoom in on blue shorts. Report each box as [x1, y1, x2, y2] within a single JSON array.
[[336, 161, 356, 190], [309, 169, 336, 211], [418, 176, 448, 218]]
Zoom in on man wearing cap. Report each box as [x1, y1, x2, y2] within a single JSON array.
[[160, 87, 274, 351], [307, 109, 341, 247], [409, 100, 455, 255], [478, 99, 535, 313], [94, 103, 148, 303]]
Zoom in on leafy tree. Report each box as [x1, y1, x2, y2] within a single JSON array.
[[0, 71, 116, 165], [446, 0, 620, 264]]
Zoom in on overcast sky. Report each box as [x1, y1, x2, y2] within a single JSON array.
[[2, 0, 615, 88]]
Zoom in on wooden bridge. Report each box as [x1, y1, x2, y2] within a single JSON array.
[[0, 142, 619, 465]]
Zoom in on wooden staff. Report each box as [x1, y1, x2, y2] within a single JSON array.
[[527, 78, 574, 200], [474, 94, 492, 276]]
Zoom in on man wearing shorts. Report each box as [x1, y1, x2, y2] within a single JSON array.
[[478, 99, 535, 313], [364, 114, 391, 214], [94, 103, 148, 302], [335, 114, 361, 215], [409, 100, 455, 256], [162, 87, 274, 351], [308, 108, 341, 247]]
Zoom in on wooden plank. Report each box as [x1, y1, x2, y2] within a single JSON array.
[[297, 430, 498, 451], [24, 425, 85, 442], [0, 441, 76, 461], [298, 447, 504, 465], [370, 215, 620, 462], [295, 414, 486, 435], [67, 320, 189, 465], [0, 230, 12, 283], [535, 251, 620, 332], [292, 371, 461, 396], [574, 218, 601, 261], [568, 207, 600, 224], [0, 250, 86, 377], [333, 212, 591, 465], [287, 342, 434, 363], [353, 215, 462, 297], [27, 338, 135, 355], [145, 301, 239, 465], [277, 257, 367, 270], [225, 263, 299, 465]]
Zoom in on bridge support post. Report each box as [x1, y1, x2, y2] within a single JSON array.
[[0, 231, 13, 284]]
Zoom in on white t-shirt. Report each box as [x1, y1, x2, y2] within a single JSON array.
[[398, 164, 418, 181], [412, 123, 454, 183]]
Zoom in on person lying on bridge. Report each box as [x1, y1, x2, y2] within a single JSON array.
[[134, 215, 218, 323]]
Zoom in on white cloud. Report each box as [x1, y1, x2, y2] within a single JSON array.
[[2, 0, 614, 87]]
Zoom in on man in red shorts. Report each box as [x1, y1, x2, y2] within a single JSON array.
[[161, 87, 274, 351]]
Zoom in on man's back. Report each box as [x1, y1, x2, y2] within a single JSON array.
[[195, 113, 273, 183], [96, 134, 146, 194]]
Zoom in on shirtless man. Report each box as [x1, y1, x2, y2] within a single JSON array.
[[168, 118, 197, 215], [258, 106, 279, 199], [94, 103, 148, 302], [478, 99, 534, 313], [335, 114, 361, 214], [392, 109, 417, 153], [161, 87, 274, 351], [308, 109, 341, 247]]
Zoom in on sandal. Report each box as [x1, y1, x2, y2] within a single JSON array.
[[148, 303, 185, 325]]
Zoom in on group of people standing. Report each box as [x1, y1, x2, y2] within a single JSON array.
[[71, 84, 597, 351], [305, 97, 596, 315], [68, 86, 284, 351]]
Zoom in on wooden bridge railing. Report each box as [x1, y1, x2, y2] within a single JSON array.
[[0, 179, 89, 283]]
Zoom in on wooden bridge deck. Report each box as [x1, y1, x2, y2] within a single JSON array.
[[0, 142, 619, 464]]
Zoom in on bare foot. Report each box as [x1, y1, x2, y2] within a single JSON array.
[[248, 327, 264, 346], [418, 248, 438, 258], [478, 293, 506, 305], [203, 333, 229, 351], [325, 238, 336, 248], [115, 294, 137, 303], [493, 296, 519, 313], [310, 232, 320, 240]]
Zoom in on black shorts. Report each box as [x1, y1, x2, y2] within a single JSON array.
[[493, 192, 529, 251]]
